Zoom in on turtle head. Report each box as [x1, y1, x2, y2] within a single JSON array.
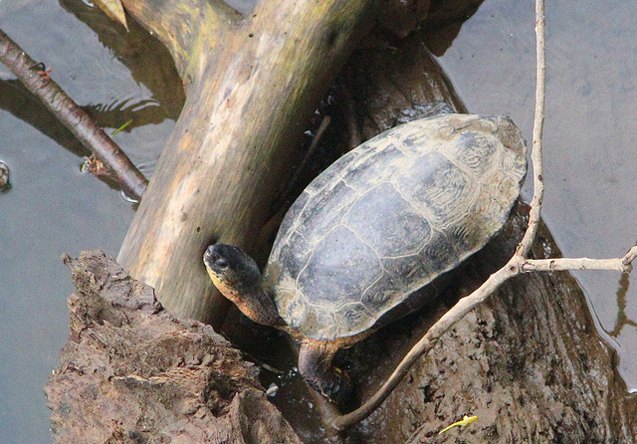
[[204, 244, 262, 296], [204, 244, 284, 328]]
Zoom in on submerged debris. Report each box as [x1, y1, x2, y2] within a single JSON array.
[[0, 160, 10, 192], [266, 383, 279, 397]]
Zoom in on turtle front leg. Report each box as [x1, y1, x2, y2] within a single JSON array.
[[298, 341, 352, 405]]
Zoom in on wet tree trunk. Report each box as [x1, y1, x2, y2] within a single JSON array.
[[116, 0, 378, 326]]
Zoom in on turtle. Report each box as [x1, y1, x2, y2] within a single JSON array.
[[204, 113, 526, 403]]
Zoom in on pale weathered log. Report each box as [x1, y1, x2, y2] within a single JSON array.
[[117, 1, 377, 326], [121, 0, 241, 86]]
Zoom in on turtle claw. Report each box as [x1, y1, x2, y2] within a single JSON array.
[[318, 367, 352, 406], [299, 342, 353, 407]]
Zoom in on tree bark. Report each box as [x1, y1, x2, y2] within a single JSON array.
[[46, 250, 301, 444], [117, 0, 377, 326], [345, 209, 637, 442]]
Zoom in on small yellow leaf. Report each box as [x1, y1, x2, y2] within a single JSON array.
[[438, 415, 478, 435], [93, 0, 128, 31]]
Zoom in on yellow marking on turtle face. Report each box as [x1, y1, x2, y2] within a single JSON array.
[[205, 266, 238, 299], [206, 265, 264, 321]]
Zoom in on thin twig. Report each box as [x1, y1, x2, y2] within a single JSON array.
[[522, 257, 632, 273], [0, 28, 148, 200], [515, 0, 546, 258], [330, 265, 517, 430], [282, 115, 332, 204], [622, 245, 637, 266], [521, 246, 637, 273], [259, 116, 332, 248]]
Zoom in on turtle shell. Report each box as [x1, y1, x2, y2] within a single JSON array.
[[265, 114, 526, 341]]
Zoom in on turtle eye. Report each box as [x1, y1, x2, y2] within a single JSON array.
[[215, 257, 229, 269]]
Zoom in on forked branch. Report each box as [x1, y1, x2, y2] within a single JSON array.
[[330, 0, 637, 431], [0, 28, 148, 200]]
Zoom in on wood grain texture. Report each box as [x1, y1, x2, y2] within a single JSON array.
[[118, 1, 377, 325], [122, 0, 242, 83]]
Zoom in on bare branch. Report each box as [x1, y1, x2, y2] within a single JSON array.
[[515, 0, 546, 258], [279, 115, 332, 210], [521, 246, 637, 273], [522, 257, 632, 273], [521, 245, 637, 273], [622, 245, 637, 266], [0, 28, 148, 200]]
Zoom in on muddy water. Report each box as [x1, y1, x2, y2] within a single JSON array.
[[0, 1, 636, 443]]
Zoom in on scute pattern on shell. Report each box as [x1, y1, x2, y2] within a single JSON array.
[[265, 114, 527, 341]]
